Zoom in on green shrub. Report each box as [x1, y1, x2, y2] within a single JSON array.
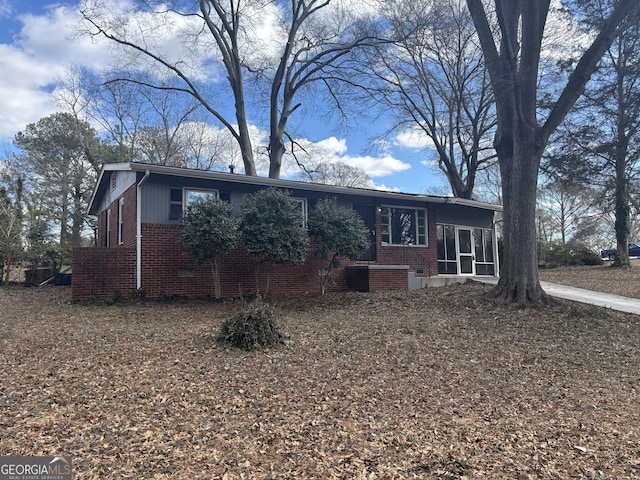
[[218, 297, 284, 351], [567, 245, 603, 266], [177, 198, 239, 299], [538, 241, 603, 267], [239, 188, 309, 296], [308, 197, 370, 294]]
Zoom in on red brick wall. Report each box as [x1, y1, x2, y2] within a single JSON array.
[[72, 247, 136, 302], [346, 265, 409, 292], [120, 186, 138, 249], [138, 224, 349, 298], [369, 268, 409, 291]]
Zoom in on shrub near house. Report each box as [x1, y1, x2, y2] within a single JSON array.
[[309, 197, 370, 294], [177, 197, 239, 299], [239, 188, 310, 297]]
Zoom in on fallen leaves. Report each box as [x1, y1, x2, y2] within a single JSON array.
[[1, 280, 640, 478]]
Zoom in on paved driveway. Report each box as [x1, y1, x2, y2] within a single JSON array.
[[474, 277, 640, 315], [540, 281, 640, 315]]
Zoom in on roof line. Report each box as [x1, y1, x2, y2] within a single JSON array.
[[90, 162, 502, 213]]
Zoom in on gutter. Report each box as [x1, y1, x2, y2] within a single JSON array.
[[124, 162, 502, 212], [136, 170, 151, 290]]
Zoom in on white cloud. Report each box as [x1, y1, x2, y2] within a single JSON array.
[[394, 128, 434, 150], [315, 136, 348, 155], [0, 1, 213, 138], [340, 153, 411, 177], [0, 3, 122, 137], [0, 44, 61, 137], [16, 4, 124, 70], [370, 183, 401, 192], [280, 135, 411, 179], [0, 0, 11, 18]]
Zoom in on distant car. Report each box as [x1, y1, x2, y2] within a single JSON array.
[[601, 242, 640, 260]]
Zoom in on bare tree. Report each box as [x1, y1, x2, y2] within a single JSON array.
[[177, 120, 239, 171], [56, 67, 217, 167], [79, 0, 383, 178], [298, 160, 374, 188], [466, 0, 640, 304], [257, 0, 384, 178], [0, 164, 23, 284], [79, 0, 258, 174], [56, 67, 142, 161], [361, 0, 496, 199], [543, 1, 640, 268], [537, 180, 596, 247]]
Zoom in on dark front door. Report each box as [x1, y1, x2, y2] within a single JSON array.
[[354, 204, 376, 262]]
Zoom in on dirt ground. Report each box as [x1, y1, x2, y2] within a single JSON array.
[[1, 265, 639, 479]]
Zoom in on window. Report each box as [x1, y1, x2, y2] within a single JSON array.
[[473, 228, 495, 275], [106, 208, 111, 247], [169, 187, 219, 220], [118, 198, 124, 245], [169, 188, 183, 220], [437, 224, 457, 273], [380, 206, 426, 246], [436, 224, 496, 276], [185, 188, 218, 205], [293, 197, 308, 227]]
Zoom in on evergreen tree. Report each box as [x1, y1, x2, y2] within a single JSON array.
[[308, 198, 369, 294], [240, 188, 310, 296], [14, 112, 103, 262], [177, 198, 239, 299]]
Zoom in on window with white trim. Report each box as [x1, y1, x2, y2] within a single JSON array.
[[118, 198, 124, 245], [293, 197, 308, 227], [106, 208, 111, 247], [380, 206, 427, 246], [169, 187, 219, 220], [185, 188, 219, 206], [436, 224, 457, 273]]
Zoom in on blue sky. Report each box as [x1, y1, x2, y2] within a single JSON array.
[[0, 0, 448, 194]]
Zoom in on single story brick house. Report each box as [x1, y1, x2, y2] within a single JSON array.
[[72, 162, 502, 301]]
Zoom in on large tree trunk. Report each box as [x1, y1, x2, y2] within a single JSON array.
[[466, 0, 640, 304], [235, 101, 256, 177], [613, 142, 630, 267], [491, 123, 550, 304], [268, 134, 284, 179], [612, 64, 631, 268]]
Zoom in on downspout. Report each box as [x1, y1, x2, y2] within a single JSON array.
[[493, 211, 501, 278], [136, 170, 151, 290]]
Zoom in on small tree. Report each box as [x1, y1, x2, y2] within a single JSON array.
[[240, 188, 309, 296], [23, 192, 61, 284], [0, 174, 24, 285], [177, 197, 238, 299], [308, 198, 369, 294]]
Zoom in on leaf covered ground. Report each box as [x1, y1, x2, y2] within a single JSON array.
[[1, 267, 640, 479]]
